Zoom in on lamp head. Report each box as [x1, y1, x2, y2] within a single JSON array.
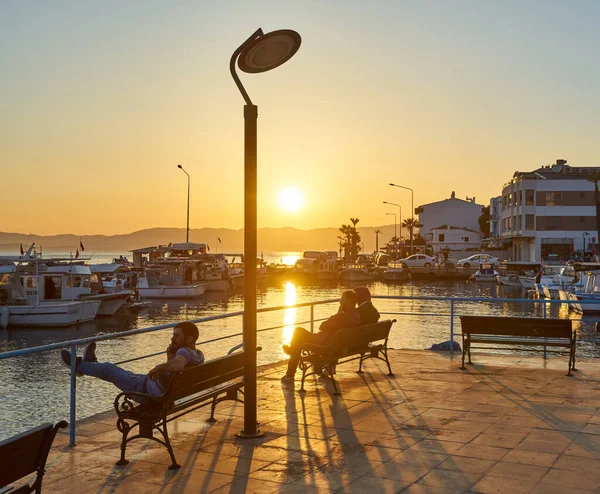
[[238, 29, 301, 74], [177, 164, 183, 169]]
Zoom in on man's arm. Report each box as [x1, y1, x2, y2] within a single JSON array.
[[148, 354, 187, 381]]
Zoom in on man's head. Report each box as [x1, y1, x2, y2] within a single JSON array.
[[171, 322, 199, 349], [353, 286, 371, 305], [340, 290, 358, 312]]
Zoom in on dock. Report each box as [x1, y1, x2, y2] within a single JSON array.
[[14, 349, 600, 493]]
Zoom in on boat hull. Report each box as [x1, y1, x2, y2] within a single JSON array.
[[205, 280, 231, 292], [84, 291, 132, 316], [137, 284, 206, 299], [2, 301, 101, 327]]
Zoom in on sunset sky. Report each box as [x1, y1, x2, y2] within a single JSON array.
[[2, 1, 600, 236]]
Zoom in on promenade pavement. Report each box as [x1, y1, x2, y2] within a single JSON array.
[[20, 350, 600, 493]]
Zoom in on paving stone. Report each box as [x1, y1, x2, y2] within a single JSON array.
[[501, 449, 558, 467], [486, 461, 548, 482], [540, 467, 600, 491], [472, 475, 537, 493]]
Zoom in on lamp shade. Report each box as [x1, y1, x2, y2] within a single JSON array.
[[238, 29, 301, 74]]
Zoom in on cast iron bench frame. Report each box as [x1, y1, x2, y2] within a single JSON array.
[[297, 319, 396, 395], [460, 315, 576, 375], [0, 421, 67, 494], [114, 351, 244, 470]]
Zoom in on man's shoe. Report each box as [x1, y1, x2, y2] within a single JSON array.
[[282, 344, 291, 356], [61, 349, 83, 376], [83, 342, 97, 362], [281, 375, 294, 383]]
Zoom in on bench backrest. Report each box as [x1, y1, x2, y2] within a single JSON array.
[[169, 351, 245, 401], [460, 316, 572, 339], [0, 421, 67, 490], [330, 319, 394, 356]]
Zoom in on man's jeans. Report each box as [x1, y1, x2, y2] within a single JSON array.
[[78, 361, 162, 400]]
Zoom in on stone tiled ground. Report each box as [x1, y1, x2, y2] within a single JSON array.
[[13, 350, 600, 493]]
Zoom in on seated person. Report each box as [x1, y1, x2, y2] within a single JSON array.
[[60, 322, 204, 401], [354, 286, 380, 325], [281, 290, 360, 382]]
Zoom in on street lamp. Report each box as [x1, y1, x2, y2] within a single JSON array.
[[386, 212, 397, 259], [383, 201, 402, 245], [583, 232, 590, 255], [177, 165, 190, 243], [390, 183, 414, 254], [230, 28, 301, 439]]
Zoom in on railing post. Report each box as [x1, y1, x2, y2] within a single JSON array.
[[310, 304, 314, 334], [69, 344, 77, 446], [543, 300, 547, 359], [450, 299, 455, 354]]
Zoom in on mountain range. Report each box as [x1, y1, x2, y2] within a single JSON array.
[[0, 226, 405, 254]]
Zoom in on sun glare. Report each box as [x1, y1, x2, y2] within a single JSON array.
[[278, 187, 304, 212]]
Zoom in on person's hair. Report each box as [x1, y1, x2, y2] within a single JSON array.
[[175, 322, 199, 343], [341, 290, 358, 306]]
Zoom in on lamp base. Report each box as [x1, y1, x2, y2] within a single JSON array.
[[235, 429, 264, 439]]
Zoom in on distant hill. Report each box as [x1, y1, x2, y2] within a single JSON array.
[[0, 225, 405, 253]]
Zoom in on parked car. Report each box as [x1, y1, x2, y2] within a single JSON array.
[[399, 254, 437, 268], [456, 254, 499, 268]]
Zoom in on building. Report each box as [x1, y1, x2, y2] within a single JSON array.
[[500, 159, 599, 262], [425, 225, 482, 253], [416, 192, 485, 236]]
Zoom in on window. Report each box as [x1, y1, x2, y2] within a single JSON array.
[[546, 216, 562, 230], [439, 234, 445, 241], [581, 216, 585, 223], [545, 192, 562, 206], [526, 214, 535, 230], [526, 190, 535, 206], [27, 277, 37, 288], [508, 193, 512, 205], [580, 191, 586, 199], [464, 237, 469, 242]]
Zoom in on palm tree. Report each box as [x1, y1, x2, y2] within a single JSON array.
[[587, 173, 600, 246], [338, 224, 351, 259], [402, 218, 422, 250]]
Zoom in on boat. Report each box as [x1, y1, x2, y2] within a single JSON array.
[[382, 261, 407, 282], [559, 262, 600, 314], [496, 261, 540, 287], [470, 263, 499, 282], [338, 263, 378, 282], [136, 266, 206, 299], [0, 264, 101, 327]]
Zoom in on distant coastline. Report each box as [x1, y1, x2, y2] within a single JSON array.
[[0, 225, 401, 253]]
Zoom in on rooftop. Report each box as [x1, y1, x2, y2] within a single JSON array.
[[17, 350, 600, 493]]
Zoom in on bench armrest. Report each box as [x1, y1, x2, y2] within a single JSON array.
[[114, 390, 167, 415]]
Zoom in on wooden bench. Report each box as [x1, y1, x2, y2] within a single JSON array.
[[0, 421, 67, 494], [460, 316, 576, 375], [114, 352, 244, 470], [298, 319, 396, 395]]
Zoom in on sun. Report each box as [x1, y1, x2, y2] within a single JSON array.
[[278, 187, 304, 212]]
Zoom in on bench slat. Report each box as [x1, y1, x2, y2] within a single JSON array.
[[461, 316, 572, 338]]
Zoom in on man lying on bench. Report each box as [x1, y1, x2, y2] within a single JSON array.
[[281, 290, 361, 383], [60, 322, 204, 401]]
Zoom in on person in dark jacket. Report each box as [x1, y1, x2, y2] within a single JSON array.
[[281, 290, 360, 382], [354, 286, 380, 325]]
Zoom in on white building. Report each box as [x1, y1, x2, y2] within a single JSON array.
[[500, 159, 599, 262], [425, 225, 482, 253], [416, 192, 485, 236]]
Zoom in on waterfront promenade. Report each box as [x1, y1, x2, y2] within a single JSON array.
[[19, 349, 600, 493]]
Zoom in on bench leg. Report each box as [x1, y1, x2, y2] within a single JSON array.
[[467, 342, 473, 365], [115, 419, 130, 466], [207, 396, 218, 423], [159, 421, 180, 470], [357, 353, 365, 374], [461, 347, 466, 370], [328, 366, 341, 396], [382, 347, 394, 377]]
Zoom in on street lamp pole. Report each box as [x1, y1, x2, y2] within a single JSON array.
[[177, 165, 190, 242], [230, 28, 301, 439], [583, 232, 589, 255], [390, 184, 414, 254], [383, 201, 402, 254], [386, 212, 397, 259]]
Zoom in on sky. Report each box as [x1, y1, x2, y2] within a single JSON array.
[[2, 0, 600, 236]]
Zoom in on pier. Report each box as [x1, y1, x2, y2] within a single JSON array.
[[15, 349, 600, 493]]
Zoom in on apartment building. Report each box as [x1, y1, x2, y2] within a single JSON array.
[[416, 192, 484, 236], [500, 159, 598, 262]]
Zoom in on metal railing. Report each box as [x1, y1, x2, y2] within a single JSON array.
[[0, 294, 597, 446]]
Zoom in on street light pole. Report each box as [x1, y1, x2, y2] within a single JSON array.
[[386, 212, 397, 259], [383, 201, 402, 255], [583, 232, 589, 255], [230, 28, 301, 439], [390, 183, 414, 254], [177, 165, 190, 243]]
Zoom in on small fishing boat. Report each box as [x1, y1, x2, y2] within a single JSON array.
[[470, 263, 499, 282], [338, 263, 378, 282]]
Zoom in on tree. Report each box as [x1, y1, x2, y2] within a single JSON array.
[[478, 206, 490, 237], [588, 173, 600, 245], [339, 218, 361, 259], [402, 218, 422, 249]]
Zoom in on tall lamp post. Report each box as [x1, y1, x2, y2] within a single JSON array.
[[177, 164, 190, 242], [583, 232, 590, 256], [230, 28, 301, 438], [390, 183, 414, 254], [383, 201, 402, 254], [386, 212, 397, 259]]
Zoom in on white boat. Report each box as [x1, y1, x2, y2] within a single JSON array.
[[382, 261, 406, 282], [470, 263, 499, 282], [562, 263, 600, 314], [338, 263, 378, 282], [136, 268, 206, 299], [496, 274, 522, 286]]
